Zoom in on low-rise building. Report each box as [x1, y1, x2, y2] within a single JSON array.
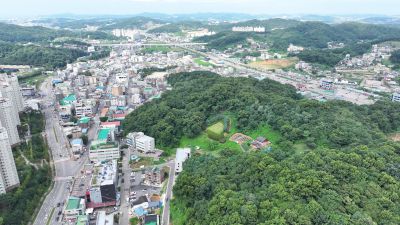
[[320, 79, 334, 90], [89, 141, 120, 162], [392, 92, 400, 102], [126, 132, 155, 153], [88, 160, 118, 208], [64, 197, 86, 221], [95, 211, 114, 225], [144, 167, 165, 187], [71, 138, 84, 157], [175, 148, 191, 174], [75, 215, 89, 225]]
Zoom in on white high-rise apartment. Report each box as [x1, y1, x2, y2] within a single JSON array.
[[0, 127, 20, 194], [0, 74, 24, 113], [6, 75, 24, 112], [0, 98, 20, 145]]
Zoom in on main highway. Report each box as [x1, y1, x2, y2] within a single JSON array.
[[33, 78, 88, 225]]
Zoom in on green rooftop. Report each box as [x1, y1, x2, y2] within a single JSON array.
[[145, 222, 157, 225], [76, 215, 89, 225], [90, 141, 118, 151], [66, 197, 81, 210], [98, 128, 110, 140], [60, 94, 76, 106], [64, 94, 77, 102], [79, 117, 90, 124]]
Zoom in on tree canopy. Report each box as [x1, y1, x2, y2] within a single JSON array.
[[123, 71, 400, 149]]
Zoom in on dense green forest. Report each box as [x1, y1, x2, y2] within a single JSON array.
[[296, 42, 372, 67], [148, 21, 205, 34], [0, 42, 86, 68], [0, 22, 117, 68], [124, 71, 400, 148], [390, 50, 400, 64], [195, 21, 400, 52], [173, 143, 400, 225], [123, 71, 400, 224], [0, 22, 115, 43]]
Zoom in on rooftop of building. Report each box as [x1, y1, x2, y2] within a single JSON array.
[[92, 160, 117, 186], [78, 117, 90, 124], [97, 128, 111, 141], [90, 141, 118, 151], [75, 215, 89, 225], [176, 148, 191, 163], [100, 121, 121, 127], [66, 197, 82, 210]]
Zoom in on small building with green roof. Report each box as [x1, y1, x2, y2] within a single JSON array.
[[75, 215, 89, 225], [78, 117, 91, 129], [60, 94, 77, 106], [64, 197, 85, 221]]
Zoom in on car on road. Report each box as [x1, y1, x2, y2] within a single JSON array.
[[58, 211, 62, 215]]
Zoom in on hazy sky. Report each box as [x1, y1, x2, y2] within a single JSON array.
[[1, 0, 399, 18]]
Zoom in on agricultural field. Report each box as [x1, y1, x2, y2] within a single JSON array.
[[194, 58, 214, 67], [249, 57, 298, 70]]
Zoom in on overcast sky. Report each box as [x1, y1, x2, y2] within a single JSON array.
[[1, 0, 399, 18]]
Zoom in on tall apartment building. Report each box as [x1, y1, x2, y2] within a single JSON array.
[[0, 98, 20, 145], [0, 74, 24, 112], [126, 132, 155, 153], [0, 127, 20, 194]]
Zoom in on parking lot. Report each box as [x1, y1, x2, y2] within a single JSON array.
[[126, 170, 162, 206]]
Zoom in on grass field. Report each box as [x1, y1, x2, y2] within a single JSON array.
[[178, 114, 282, 154], [245, 124, 282, 145], [249, 57, 298, 70], [141, 46, 174, 54], [194, 58, 214, 67]]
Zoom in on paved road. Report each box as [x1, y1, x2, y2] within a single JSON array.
[[162, 160, 176, 225], [119, 148, 131, 225], [33, 79, 89, 225]]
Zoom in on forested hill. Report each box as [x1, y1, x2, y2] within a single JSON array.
[[194, 21, 400, 51], [0, 22, 115, 43], [0, 22, 115, 68], [123, 71, 400, 149], [122, 71, 400, 224]]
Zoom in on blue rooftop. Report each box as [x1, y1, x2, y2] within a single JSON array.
[[71, 139, 83, 145]]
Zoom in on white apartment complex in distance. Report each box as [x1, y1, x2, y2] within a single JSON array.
[[232, 26, 266, 33], [126, 132, 155, 153], [175, 148, 191, 174], [0, 98, 20, 145], [0, 127, 20, 194]]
